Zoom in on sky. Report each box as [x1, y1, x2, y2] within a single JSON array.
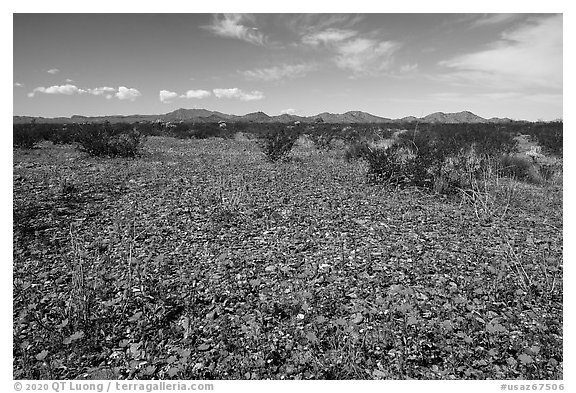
[[13, 13, 563, 121]]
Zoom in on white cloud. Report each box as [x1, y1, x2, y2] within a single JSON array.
[[27, 84, 143, 101], [439, 15, 562, 90], [159, 90, 179, 103], [203, 14, 265, 45], [213, 88, 264, 101], [280, 108, 297, 115], [471, 14, 523, 28], [286, 14, 364, 36], [160, 90, 212, 104], [241, 63, 316, 82], [399, 63, 418, 73], [66, 78, 74, 83], [181, 89, 212, 99], [115, 86, 142, 101], [300, 26, 401, 77], [14, 82, 24, 87], [302, 28, 357, 46], [160, 89, 212, 103], [28, 84, 84, 97], [333, 38, 401, 76], [47, 68, 60, 74], [87, 86, 116, 96]]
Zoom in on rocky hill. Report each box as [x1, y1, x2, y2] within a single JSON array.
[[13, 108, 520, 124]]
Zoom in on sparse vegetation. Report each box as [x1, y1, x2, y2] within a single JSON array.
[[525, 122, 563, 156], [257, 125, 301, 162], [75, 122, 146, 158], [13, 123, 45, 149], [13, 121, 562, 380], [343, 140, 372, 162]]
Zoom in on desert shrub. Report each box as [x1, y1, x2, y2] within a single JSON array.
[[432, 149, 492, 194], [361, 127, 518, 194], [434, 124, 517, 156], [368, 127, 395, 143], [234, 131, 257, 142], [359, 135, 446, 191], [170, 123, 193, 139], [257, 126, 300, 162], [538, 163, 562, 184], [46, 125, 80, 145], [395, 130, 457, 189], [136, 122, 166, 136], [497, 154, 564, 185], [76, 122, 146, 158], [454, 155, 517, 221], [169, 123, 231, 139], [343, 140, 371, 161], [13, 123, 45, 149], [363, 144, 412, 186], [498, 155, 533, 181], [391, 126, 516, 189], [525, 122, 563, 156], [191, 124, 229, 139], [340, 128, 362, 145], [307, 132, 336, 151]]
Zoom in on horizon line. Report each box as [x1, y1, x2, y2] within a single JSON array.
[[13, 107, 555, 122]]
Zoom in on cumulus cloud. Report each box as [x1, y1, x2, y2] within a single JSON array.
[[213, 88, 264, 101], [87, 86, 116, 96], [14, 82, 24, 87], [241, 63, 316, 82], [47, 68, 60, 74], [439, 15, 562, 90], [280, 108, 297, 115], [182, 89, 212, 99], [115, 86, 142, 101], [203, 14, 265, 45], [159, 90, 179, 103], [27, 84, 142, 101], [27, 84, 83, 97]]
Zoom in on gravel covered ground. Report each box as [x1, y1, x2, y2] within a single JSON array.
[[13, 136, 562, 380]]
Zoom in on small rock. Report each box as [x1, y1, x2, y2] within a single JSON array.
[[352, 313, 364, 324]]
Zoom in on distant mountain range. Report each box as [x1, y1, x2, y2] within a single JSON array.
[[13, 109, 517, 124]]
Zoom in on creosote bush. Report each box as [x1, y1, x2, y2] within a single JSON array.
[[363, 144, 411, 186], [170, 123, 233, 140], [344, 140, 372, 162], [13, 123, 45, 149], [526, 122, 563, 156], [498, 155, 534, 182], [359, 126, 522, 193], [307, 132, 336, 151], [76, 122, 146, 158], [257, 126, 301, 162], [46, 126, 80, 145]]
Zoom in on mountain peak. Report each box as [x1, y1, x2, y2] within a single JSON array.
[[422, 111, 486, 123], [13, 108, 516, 124]]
